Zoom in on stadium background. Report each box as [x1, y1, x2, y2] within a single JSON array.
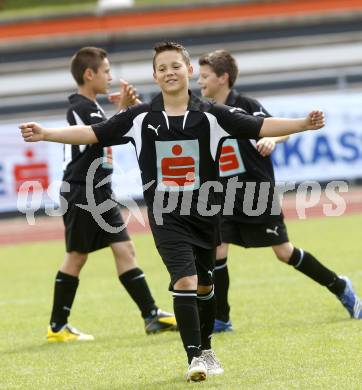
[[1, 2, 362, 389]]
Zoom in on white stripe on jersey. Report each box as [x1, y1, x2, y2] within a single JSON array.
[[72, 111, 87, 152], [63, 110, 88, 170], [204, 112, 230, 160], [162, 111, 170, 129], [62, 144, 72, 171], [249, 139, 258, 149], [123, 112, 147, 158], [95, 101, 106, 116], [182, 111, 189, 130]]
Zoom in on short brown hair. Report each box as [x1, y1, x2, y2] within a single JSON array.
[[70, 46, 108, 86], [199, 50, 239, 88], [153, 41, 191, 70]]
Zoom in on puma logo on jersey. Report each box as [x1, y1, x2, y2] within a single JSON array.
[[266, 226, 279, 236], [229, 107, 246, 114], [90, 111, 103, 118], [147, 124, 160, 135]]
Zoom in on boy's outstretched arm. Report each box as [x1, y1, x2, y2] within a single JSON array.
[[19, 122, 98, 144], [259, 110, 324, 137]]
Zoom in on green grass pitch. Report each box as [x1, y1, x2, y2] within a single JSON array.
[[1, 214, 361, 389]]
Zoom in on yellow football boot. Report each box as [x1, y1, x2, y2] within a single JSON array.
[[47, 324, 94, 342], [144, 309, 178, 334]]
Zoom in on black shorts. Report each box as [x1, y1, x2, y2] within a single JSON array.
[[156, 242, 215, 289], [221, 218, 289, 248], [62, 184, 130, 253]]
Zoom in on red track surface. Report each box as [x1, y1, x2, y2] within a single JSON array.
[[0, 187, 361, 246], [1, 0, 362, 41]]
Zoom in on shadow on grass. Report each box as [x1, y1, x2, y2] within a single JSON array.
[[3, 341, 71, 355], [94, 330, 180, 347], [2, 329, 180, 355], [2, 340, 91, 355], [93, 375, 206, 390]]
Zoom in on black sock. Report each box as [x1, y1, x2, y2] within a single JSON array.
[[50, 271, 79, 331], [197, 288, 216, 350], [119, 267, 158, 319], [173, 290, 202, 364], [214, 257, 230, 322], [288, 248, 346, 295]]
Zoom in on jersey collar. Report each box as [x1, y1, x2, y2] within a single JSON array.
[[225, 89, 239, 107], [150, 90, 204, 112], [68, 93, 98, 107]]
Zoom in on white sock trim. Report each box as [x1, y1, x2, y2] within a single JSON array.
[[294, 248, 304, 268], [214, 263, 227, 271], [197, 287, 214, 301], [172, 292, 197, 297]]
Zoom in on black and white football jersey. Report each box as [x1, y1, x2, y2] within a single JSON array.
[[93, 91, 263, 247], [219, 89, 282, 224], [63, 93, 114, 186]]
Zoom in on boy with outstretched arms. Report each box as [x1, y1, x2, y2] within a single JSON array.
[[197, 49, 362, 333], [46, 47, 176, 343], [20, 42, 325, 382]]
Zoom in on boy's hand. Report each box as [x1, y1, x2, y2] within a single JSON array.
[[306, 110, 325, 130], [19, 122, 45, 142], [108, 79, 140, 111], [256, 137, 276, 157]]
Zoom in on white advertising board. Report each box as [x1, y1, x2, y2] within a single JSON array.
[[261, 92, 362, 182], [0, 118, 142, 213]]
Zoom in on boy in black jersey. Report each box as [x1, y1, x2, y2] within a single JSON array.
[[20, 42, 325, 382], [46, 47, 176, 342], [198, 49, 362, 333]]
